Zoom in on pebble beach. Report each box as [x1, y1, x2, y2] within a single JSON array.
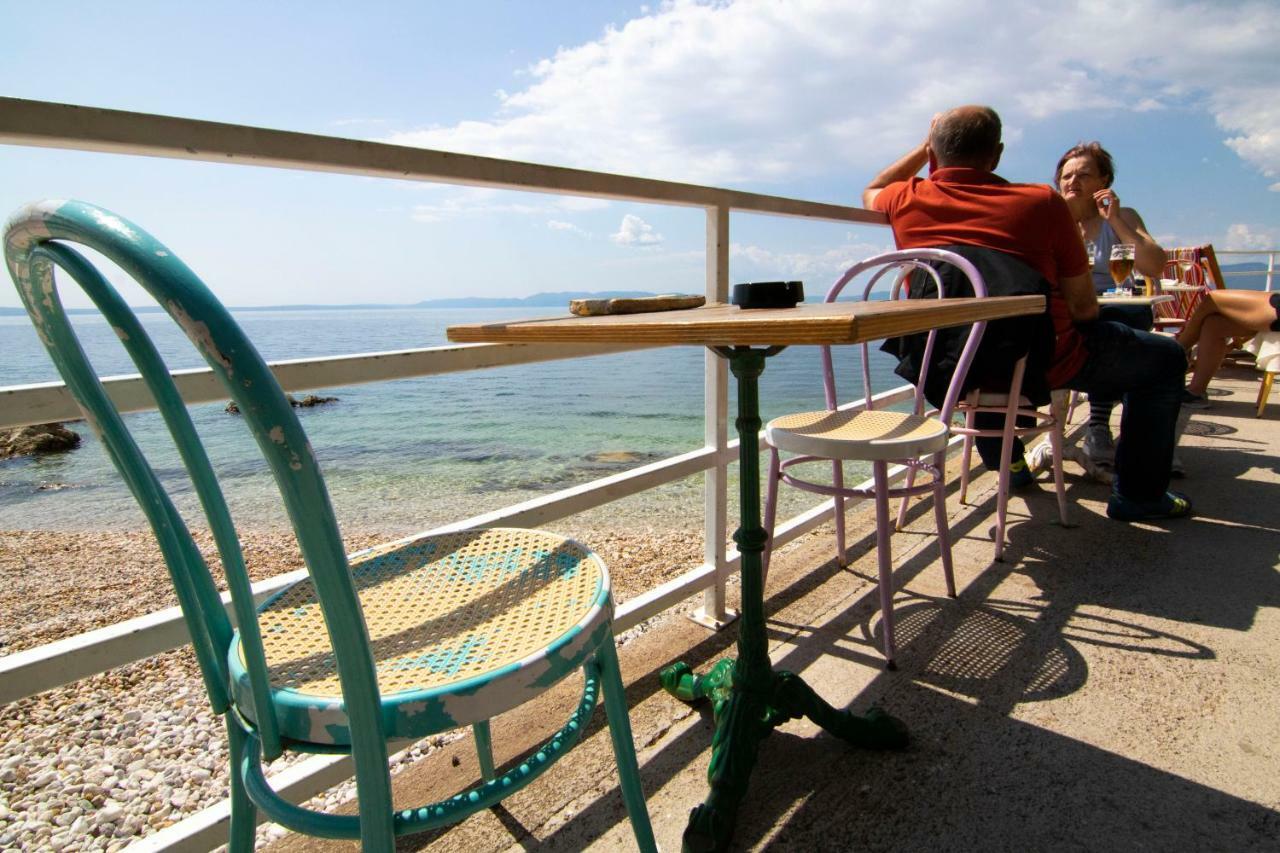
[[0, 524, 707, 851]]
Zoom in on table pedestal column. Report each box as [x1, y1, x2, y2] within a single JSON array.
[[659, 346, 909, 853]]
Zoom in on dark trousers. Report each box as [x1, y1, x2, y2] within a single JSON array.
[[973, 320, 1185, 500], [1087, 303, 1154, 430]]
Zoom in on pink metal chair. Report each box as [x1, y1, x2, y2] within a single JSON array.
[[761, 249, 989, 668], [951, 361, 1070, 562]]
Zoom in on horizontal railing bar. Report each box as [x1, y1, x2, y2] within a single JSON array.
[[1219, 270, 1273, 278], [0, 341, 645, 430], [0, 98, 886, 226]]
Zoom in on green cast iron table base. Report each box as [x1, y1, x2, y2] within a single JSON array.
[[660, 346, 909, 853]]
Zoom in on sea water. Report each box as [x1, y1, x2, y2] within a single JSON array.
[[0, 308, 906, 534]]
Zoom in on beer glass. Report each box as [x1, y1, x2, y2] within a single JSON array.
[[1109, 243, 1136, 296]]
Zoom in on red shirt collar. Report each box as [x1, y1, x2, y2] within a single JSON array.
[[928, 166, 1008, 186]]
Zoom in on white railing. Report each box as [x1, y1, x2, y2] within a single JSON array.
[[1216, 249, 1278, 291], [0, 97, 900, 850]]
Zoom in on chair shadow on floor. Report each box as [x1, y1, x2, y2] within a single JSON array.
[[721, 435, 1279, 850]]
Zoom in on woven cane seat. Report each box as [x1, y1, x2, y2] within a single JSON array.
[[766, 408, 948, 463], [231, 527, 612, 745]]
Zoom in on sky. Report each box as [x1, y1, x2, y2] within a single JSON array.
[[1, 0, 1277, 309]]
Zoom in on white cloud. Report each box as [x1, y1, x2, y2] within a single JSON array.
[[611, 214, 663, 246], [382, 0, 1280, 187], [407, 187, 609, 222], [730, 240, 892, 282], [1224, 223, 1277, 250], [547, 219, 590, 237], [556, 197, 611, 212]]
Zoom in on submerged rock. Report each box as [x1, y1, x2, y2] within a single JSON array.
[[225, 394, 338, 414], [0, 423, 81, 459]]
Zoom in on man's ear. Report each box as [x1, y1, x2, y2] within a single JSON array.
[[927, 144, 938, 174], [989, 142, 1004, 171]]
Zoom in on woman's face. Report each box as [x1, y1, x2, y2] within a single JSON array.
[[1058, 155, 1108, 213]]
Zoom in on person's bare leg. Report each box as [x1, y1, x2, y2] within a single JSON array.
[[1178, 290, 1276, 352], [1187, 314, 1259, 395]]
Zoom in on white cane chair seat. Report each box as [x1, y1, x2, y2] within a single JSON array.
[[766, 409, 949, 462]]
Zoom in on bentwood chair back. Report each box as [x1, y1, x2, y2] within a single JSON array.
[[761, 249, 988, 668], [3, 200, 656, 852]]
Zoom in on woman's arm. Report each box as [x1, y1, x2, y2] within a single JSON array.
[[1093, 188, 1167, 277], [1114, 207, 1166, 278]]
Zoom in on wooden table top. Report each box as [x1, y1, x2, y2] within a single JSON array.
[[446, 296, 1045, 347], [1098, 293, 1175, 306]]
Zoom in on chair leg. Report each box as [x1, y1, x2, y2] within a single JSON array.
[[930, 453, 957, 598], [959, 408, 976, 504], [895, 465, 916, 531], [1066, 390, 1082, 426], [762, 448, 781, 582], [994, 402, 1018, 563], [1049, 421, 1070, 527], [596, 637, 658, 853], [833, 459, 848, 566], [472, 720, 496, 783], [872, 461, 897, 668], [1258, 371, 1275, 418], [225, 720, 259, 853]]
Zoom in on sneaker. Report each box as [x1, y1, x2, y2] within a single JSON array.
[[1026, 440, 1054, 475], [1106, 490, 1193, 522], [1181, 389, 1210, 409], [1008, 458, 1035, 489], [1082, 427, 1116, 467]]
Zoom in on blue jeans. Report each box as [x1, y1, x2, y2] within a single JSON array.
[[973, 320, 1185, 501]]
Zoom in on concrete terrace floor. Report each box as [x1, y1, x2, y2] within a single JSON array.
[[271, 364, 1280, 852]]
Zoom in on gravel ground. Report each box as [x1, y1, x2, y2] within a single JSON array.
[[0, 525, 705, 851]]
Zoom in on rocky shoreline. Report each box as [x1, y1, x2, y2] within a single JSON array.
[[0, 525, 706, 851]]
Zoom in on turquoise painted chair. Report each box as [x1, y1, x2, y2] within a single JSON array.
[[3, 200, 657, 851]]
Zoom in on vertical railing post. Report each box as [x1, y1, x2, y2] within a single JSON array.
[[1267, 251, 1275, 292], [692, 204, 737, 629]]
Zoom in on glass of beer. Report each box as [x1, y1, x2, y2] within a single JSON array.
[[1109, 243, 1136, 296]]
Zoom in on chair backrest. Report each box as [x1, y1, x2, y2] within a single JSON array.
[[820, 248, 988, 426], [3, 200, 385, 763], [1162, 245, 1224, 321]]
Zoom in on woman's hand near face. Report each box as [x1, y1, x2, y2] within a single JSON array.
[[1093, 188, 1119, 221]]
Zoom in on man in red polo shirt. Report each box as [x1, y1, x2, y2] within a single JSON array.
[[863, 105, 1189, 521]]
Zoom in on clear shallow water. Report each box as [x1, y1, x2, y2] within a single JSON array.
[[0, 308, 905, 534]]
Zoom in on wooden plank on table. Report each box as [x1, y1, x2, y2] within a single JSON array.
[[446, 296, 1045, 347], [569, 294, 705, 316]]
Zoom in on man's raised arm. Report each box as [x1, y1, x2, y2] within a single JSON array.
[[862, 138, 930, 209]]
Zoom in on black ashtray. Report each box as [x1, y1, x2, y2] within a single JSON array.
[[730, 280, 804, 309]]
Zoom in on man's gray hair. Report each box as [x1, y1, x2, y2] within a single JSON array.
[[929, 106, 1002, 168]]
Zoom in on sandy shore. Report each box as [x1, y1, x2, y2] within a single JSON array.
[[0, 525, 706, 851]]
